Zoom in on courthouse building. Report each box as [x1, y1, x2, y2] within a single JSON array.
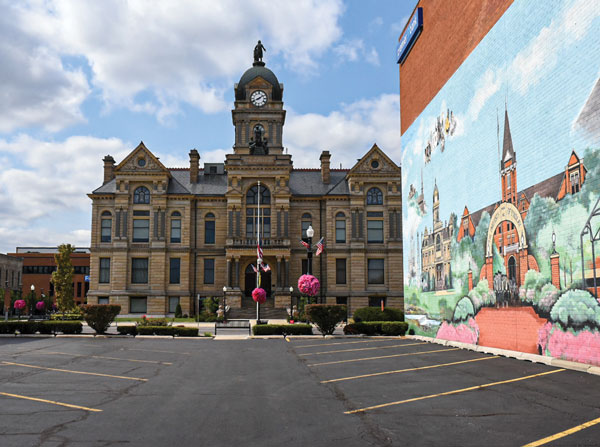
[[87, 49, 403, 316]]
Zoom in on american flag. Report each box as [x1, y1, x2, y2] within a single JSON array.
[[257, 243, 263, 261], [261, 264, 271, 272], [251, 264, 258, 273], [315, 237, 325, 256], [300, 239, 310, 249]]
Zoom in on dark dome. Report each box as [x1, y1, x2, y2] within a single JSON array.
[[235, 63, 282, 101]]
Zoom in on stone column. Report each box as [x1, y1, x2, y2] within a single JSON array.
[[277, 257, 282, 288], [235, 258, 240, 288], [550, 252, 560, 290], [226, 259, 232, 288], [519, 247, 528, 286], [284, 258, 290, 287]]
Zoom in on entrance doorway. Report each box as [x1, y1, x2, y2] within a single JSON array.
[[243, 264, 272, 306], [508, 256, 516, 281]]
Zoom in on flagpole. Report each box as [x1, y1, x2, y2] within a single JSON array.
[[256, 181, 261, 322]]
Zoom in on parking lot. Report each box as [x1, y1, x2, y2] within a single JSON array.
[[0, 336, 599, 446]]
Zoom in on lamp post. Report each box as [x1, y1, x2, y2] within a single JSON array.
[[552, 230, 557, 254], [288, 286, 294, 322], [306, 225, 314, 275], [3, 280, 8, 321], [30, 284, 35, 317], [222, 286, 227, 321]]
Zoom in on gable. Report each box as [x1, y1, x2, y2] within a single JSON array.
[[348, 143, 401, 175], [115, 141, 170, 175]]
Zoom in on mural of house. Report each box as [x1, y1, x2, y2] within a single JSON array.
[[399, 0, 600, 366]]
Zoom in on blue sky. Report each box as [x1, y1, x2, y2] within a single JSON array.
[[0, 0, 417, 253], [402, 0, 600, 259]]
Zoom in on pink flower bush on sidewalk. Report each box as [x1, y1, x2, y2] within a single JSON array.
[[252, 287, 267, 304], [298, 274, 320, 296]]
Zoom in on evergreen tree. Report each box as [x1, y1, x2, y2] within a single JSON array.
[[52, 244, 76, 313]]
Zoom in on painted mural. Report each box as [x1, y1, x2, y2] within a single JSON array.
[[402, 0, 600, 366]]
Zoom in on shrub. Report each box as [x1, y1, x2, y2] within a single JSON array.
[[175, 304, 183, 318], [550, 289, 600, 329], [522, 270, 550, 306], [138, 316, 169, 326], [538, 283, 559, 313], [0, 321, 82, 335], [137, 326, 175, 336], [43, 321, 83, 334], [174, 327, 198, 337], [305, 304, 346, 336], [0, 321, 37, 334], [80, 304, 121, 334], [468, 279, 494, 311], [343, 322, 408, 336], [50, 312, 83, 321], [453, 297, 475, 321], [117, 325, 137, 336], [196, 312, 223, 322], [352, 307, 404, 322], [252, 324, 313, 336], [203, 297, 219, 314]]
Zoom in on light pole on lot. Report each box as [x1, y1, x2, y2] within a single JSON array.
[[4, 280, 8, 321], [306, 225, 314, 276], [222, 286, 227, 321], [30, 284, 35, 317]]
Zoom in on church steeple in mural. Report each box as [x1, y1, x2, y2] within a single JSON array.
[[500, 106, 517, 204]]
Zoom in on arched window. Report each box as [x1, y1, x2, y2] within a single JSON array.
[[101, 211, 112, 243], [134, 186, 150, 204], [335, 212, 346, 243], [366, 187, 383, 205], [170, 211, 181, 243], [301, 213, 312, 240], [436, 234, 441, 252], [205, 212, 215, 244], [246, 185, 271, 238]]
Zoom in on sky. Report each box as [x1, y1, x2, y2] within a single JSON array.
[[401, 0, 600, 274], [0, 0, 417, 254]]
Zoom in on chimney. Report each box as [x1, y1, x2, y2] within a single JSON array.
[[320, 150, 331, 184], [103, 155, 115, 184], [189, 149, 200, 183]]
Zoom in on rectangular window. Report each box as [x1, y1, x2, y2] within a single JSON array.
[[246, 208, 271, 238], [170, 258, 180, 284], [98, 296, 109, 305], [130, 297, 147, 313], [301, 221, 310, 240], [367, 220, 384, 243], [369, 296, 386, 307], [169, 297, 180, 314], [76, 282, 82, 297], [133, 219, 149, 242], [131, 258, 149, 284], [204, 259, 215, 284], [301, 259, 308, 275], [336, 297, 347, 305], [368, 259, 384, 284], [336, 259, 346, 284], [101, 218, 112, 242], [205, 220, 215, 244], [171, 219, 181, 243], [335, 219, 346, 243], [99, 258, 110, 283]]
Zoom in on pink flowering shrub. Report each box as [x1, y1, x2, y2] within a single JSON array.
[[297, 274, 320, 297], [252, 287, 267, 304], [436, 318, 479, 344], [36, 301, 46, 311], [538, 323, 600, 366], [14, 300, 26, 310]]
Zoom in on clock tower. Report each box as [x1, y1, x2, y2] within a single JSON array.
[[232, 44, 286, 155]]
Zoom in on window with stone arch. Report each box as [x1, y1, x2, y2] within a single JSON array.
[[100, 211, 112, 243], [301, 213, 312, 240], [170, 211, 181, 243], [205, 212, 216, 244], [335, 212, 346, 243], [246, 184, 271, 238], [366, 187, 383, 205], [133, 186, 150, 204]]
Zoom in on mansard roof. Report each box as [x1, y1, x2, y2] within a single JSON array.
[[289, 170, 349, 196]]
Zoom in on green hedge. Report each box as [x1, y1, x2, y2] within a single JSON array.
[[352, 307, 404, 322], [343, 321, 408, 336], [81, 304, 122, 334], [50, 313, 84, 321], [0, 321, 82, 334], [305, 304, 346, 336], [134, 326, 198, 337], [252, 324, 313, 336], [117, 325, 137, 336]]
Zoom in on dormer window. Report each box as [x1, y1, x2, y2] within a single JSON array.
[[133, 186, 150, 204], [366, 187, 383, 205]]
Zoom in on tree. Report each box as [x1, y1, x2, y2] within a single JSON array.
[[52, 244, 76, 313]]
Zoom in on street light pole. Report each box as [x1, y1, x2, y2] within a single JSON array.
[[306, 225, 314, 275], [4, 280, 8, 321], [222, 286, 227, 321], [30, 284, 35, 317]]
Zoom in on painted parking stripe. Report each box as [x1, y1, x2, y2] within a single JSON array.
[[121, 348, 191, 355], [294, 339, 396, 349], [0, 391, 102, 412], [308, 347, 460, 367], [299, 342, 425, 356], [522, 416, 600, 446], [1, 361, 148, 382], [38, 351, 173, 365], [321, 356, 499, 383], [345, 369, 565, 414]]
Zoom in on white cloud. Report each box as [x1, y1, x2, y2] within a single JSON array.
[[0, 227, 91, 254], [0, 3, 90, 133], [285, 93, 400, 168], [468, 68, 502, 122], [12, 0, 344, 124], [333, 39, 380, 66], [390, 15, 410, 37]]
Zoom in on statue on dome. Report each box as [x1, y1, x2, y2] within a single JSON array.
[[254, 40, 266, 64]]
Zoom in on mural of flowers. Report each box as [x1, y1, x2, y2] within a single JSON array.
[[252, 287, 267, 304], [298, 274, 320, 296], [436, 318, 480, 345]]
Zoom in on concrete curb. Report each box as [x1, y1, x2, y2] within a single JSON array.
[[405, 335, 599, 376]]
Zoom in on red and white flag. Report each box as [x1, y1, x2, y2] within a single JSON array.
[[315, 237, 325, 256], [251, 264, 259, 273], [257, 243, 263, 261], [261, 264, 271, 272], [299, 239, 310, 249]]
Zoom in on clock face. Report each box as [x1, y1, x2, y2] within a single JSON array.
[[250, 90, 267, 107]]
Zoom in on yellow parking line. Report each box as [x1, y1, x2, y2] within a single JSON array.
[[308, 347, 459, 367], [322, 356, 499, 383], [522, 416, 600, 446], [40, 351, 172, 365], [1, 361, 148, 382], [0, 391, 102, 412], [299, 342, 424, 356], [345, 369, 565, 414], [294, 339, 394, 349]]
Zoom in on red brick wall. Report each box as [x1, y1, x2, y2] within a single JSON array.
[[399, 0, 513, 135]]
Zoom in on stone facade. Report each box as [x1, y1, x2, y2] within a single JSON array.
[[88, 57, 403, 316]]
